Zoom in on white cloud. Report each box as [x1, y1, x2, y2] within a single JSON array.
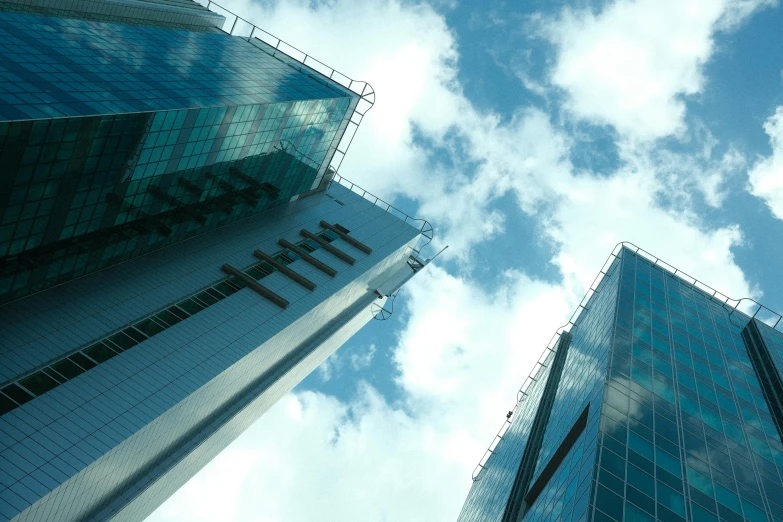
[[694, 148, 746, 207], [316, 352, 340, 382], [748, 106, 783, 220], [717, 0, 778, 29], [623, 140, 746, 209], [315, 344, 376, 382], [349, 343, 377, 371], [544, 161, 755, 300], [662, 121, 747, 207], [393, 266, 572, 411], [148, 448, 262, 522], [544, 0, 774, 141]]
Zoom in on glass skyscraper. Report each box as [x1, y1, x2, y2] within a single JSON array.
[[458, 245, 783, 522], [0, 1, 429, 520], [0, 0, 362, 303]]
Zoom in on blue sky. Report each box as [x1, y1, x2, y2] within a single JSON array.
[[148, 0, 783, 520]]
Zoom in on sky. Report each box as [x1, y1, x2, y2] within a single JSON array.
[[147, 0, 783, 520]]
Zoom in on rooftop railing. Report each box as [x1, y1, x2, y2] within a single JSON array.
[[622, 242, 782, 332], [470, 241, 783, 481], [198, 0, 375, 178], [329, 172, 434, 256], [327, 173, 433, 256]]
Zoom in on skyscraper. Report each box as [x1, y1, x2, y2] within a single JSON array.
[[458, 244, 783, 522], [0, 2, 431, 520], [0, 0, 372, 303]]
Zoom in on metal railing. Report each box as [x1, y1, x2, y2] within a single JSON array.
[[328, 173, 434, 256], [621, 242, 782, 332], [470, 241, 783, 481], [198, 0, 375, 177]]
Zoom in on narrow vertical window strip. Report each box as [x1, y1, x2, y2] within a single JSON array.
[[523, 403, 591, 508], [502, 331, 573, 522], [742, 320, 783, 444]]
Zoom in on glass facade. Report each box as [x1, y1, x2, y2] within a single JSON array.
[[0, 10, 357, 303], [457, 247, 783, 522]]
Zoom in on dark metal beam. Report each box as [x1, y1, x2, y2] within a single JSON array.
[[502, 331, 573, 522], [253, 250, 316, 291], [742, 320, 783, 444], [278, 239, 337, 277], [319, 221, 372, 254], [523, 403, 590, 508], [300, 230, 355, 265], [220, 264, 288, 308]]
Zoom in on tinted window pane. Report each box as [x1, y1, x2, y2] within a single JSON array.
[[51, 358, 85, 380], [108, 331, 140, 350], [69, 353, 97, 370], [83, 342, 119, 363], [134, 318, 166, 338], [278, 251, 296, 264], [627, 464, 655, 496], [227, 276, 247, 289], [154, 309, 183, 327], [168, 305, 191, 320], [42, 368, 65, 384], [194, 290, 218, 306], [626, 501, 654, 522], [178, 297, 206, 315], [123, 327, 148, 344], [205, 288, 225, 301], [657, 481, 685, 516], [19, 371, 59, 396], [0, 392, 17, 415], [1, 383, 33, 405], [656, 447, 682, 478], [245, 266, 267, 280], [212, 281, 238, 298]]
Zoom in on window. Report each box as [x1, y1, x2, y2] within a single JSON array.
[[83, 342, 119, 363], [69, 353, 96, 370], [0, 393, 17, 415], [50, 358, 86, 380], [19, 371, 59, 396], [1, 383, 34, 405], [524, 403, 591, 508]]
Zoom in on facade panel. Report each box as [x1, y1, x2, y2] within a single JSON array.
[[458, 246, 783, 522]]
